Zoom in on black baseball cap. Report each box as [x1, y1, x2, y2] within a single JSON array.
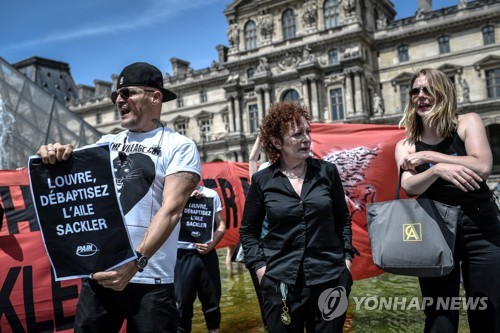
[[117, 62, 177, 102]]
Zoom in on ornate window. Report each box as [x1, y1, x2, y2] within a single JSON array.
[[398, 44, 409, 62], [483, 25, 495, 45], [329, 88, 344, 120], [438, 35, 450, 54], [282, 9, 296, 40], [323, 0, 339, 29], [486, 68, 500, 98], [244, 21, 257, 50], [95, 112, 102, 125], [175, 122, 186, 136], [328, 48, 339, 65], [249, 104, 259, 133], [199, 119, 211, 142], [282, 89, 300, 101]]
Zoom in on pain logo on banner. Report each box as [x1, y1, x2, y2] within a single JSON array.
[[28, 143, 136, 281]]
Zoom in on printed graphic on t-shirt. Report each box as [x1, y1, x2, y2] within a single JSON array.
[[113, 153, 155, 215]]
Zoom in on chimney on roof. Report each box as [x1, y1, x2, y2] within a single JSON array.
[[418, 0, 432, 13], [170, 58, 190, 76]]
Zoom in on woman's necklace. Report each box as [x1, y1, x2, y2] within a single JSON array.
[[281, 163, 307, 179]]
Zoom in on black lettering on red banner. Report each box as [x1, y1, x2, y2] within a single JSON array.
[[217, 178, 238, 229], [239, 177, 250, 198], [0, 267, 24, 332], [23, 266, 54, 332], [202, 178, 237, 230], [0, 186, 37, 235]]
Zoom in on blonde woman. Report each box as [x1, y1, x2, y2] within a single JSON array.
[[395, 68, 500, 332]]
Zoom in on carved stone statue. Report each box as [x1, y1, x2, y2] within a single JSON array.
[[227, 22, 239, 48], [300, 45, 316, 64], [257, 13, 274, 41], [461, 79, 470, 103], [278, 52, 299, 72], [302, 0, 318, 28], [373, 93, 384, 115], [458, 0, 468, 9], [343, 0, 357, 17], [376, 13, 387, 29], [256, 57, 269, 73]]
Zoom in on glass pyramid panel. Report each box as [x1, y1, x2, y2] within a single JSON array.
[[0, 57, 102, 169]]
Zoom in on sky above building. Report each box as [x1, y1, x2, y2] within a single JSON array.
[[1, 0, 461, 87]]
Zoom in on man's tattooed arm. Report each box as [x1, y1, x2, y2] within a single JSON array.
[[174, 171, 200, 187]]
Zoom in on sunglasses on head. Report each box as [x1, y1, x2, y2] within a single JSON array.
[[110, 87, 157, 104], [409, 86, 431, 97]]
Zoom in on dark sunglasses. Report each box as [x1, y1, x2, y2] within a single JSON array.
[[110, 87, 157, 104], [409, 86, 431, 97]]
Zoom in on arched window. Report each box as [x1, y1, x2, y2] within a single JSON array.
[[323, 0, 339, 29], [282, 89, 300, 101], [282, 9, 296, 40], [244, 21, 257, 50]]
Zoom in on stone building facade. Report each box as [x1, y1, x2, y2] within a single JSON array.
[[69, 0, 500, 183]]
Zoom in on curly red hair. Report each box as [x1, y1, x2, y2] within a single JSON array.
[[259, 101, 311, 164]]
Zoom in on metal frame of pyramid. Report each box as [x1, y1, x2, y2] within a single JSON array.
[[0, 57, 102, 169]]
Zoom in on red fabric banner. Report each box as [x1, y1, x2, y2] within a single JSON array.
[[200, 162, 249, 249], [0, 123, 406, 332], [310, 123, 406, 280], [0, 170, 79, 333]]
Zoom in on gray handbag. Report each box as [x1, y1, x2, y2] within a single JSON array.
[[366, 171, 461, 277]]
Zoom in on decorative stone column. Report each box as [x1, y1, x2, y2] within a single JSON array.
[[301, 78, 311, 110], [255, 87, 264, 125], [310, 78, 320, 121], [233, 93, 242, 132], [225, 95, 234, 133]]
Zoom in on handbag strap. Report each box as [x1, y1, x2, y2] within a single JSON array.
[[395, 168, 403, 200], [396, 168, 428, 200]]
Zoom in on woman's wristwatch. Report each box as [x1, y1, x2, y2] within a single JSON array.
[[135, 251, 148, 272]]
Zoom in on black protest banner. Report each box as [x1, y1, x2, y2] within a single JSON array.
[[28, 143, 136, 281], [178, 196, 214, 245]]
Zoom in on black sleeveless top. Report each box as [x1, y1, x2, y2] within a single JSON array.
[[415, 131, 491, 206]]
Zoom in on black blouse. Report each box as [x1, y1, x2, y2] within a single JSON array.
[[240, 157, 358, 286]]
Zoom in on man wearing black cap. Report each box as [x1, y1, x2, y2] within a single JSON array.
[[37, 62, 201, 332]]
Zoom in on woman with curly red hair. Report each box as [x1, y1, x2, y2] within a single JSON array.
[[240, 101, 357, 332]]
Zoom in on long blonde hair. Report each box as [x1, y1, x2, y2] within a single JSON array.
[[399, 68, 458, 141]]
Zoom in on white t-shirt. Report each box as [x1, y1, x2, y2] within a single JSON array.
[[177, 186, 223, 250], [97, 127, 201, 284]]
